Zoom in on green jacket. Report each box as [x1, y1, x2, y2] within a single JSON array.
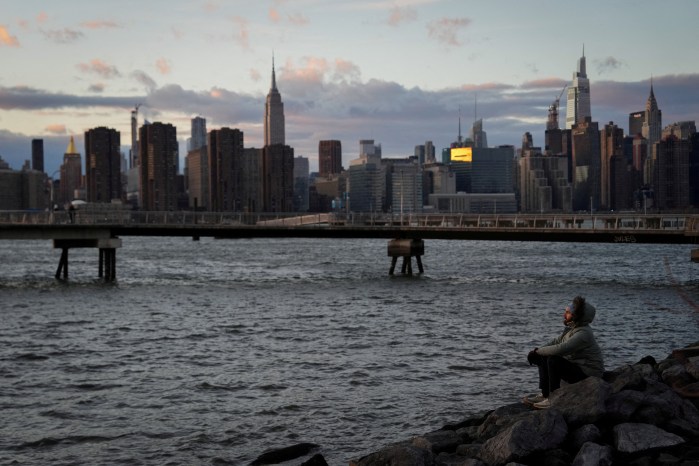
[[536, 302, 605, 377]]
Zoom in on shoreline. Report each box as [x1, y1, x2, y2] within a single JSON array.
[[251, 342, 699, 466]]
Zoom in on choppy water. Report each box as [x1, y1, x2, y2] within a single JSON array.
[[1, 236, 699, 465]]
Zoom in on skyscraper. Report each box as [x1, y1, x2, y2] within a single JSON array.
[[59, 136, 82, 206], [653, 135, 689, 210], [31, 139, 44, 173], [84, 127, 122, 203], [208, 127, 244, 211], [565, 48, 591, 129], [600, 122, 624, 210], [139, 122, 178, 211], [262, 144, 294, 212], [470, 119, 488, 148], [319, 140, 342, 177], [641, 82, 662, 150], [190, 116, 207, 151], [571, 117, 601, 211], [264, 58, 285, 146]]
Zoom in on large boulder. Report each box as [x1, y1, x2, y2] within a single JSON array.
[[411, 430, 463, 455], [569, 424, 601, 451], [548, 376, 611, 427], [604, 389, 645, 423], [604, 363, 657, 394], [571, 442, 613, 466], [477, 409, 567, 466], [475, 403, 531, 440], [612, 423, 685, 454]]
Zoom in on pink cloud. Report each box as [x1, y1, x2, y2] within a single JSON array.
[[334, 59, 361, 82], [521, 78, 568, 90], [283, 57, 330, 84], [387, 6, 417, 26], [427, 17, 471, 47], [45, 124, 67, 135], [0, 26, 20, 47], [231, 16, 250, 49], [36, 12, 48, 24], [250, 68, 262, 82], [269, 8, 281, 23], [80, 20, 120, 30], [156, 58, 172, 75], [77, 59, 120, 79]]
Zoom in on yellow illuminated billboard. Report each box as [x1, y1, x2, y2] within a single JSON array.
[[450, 147, 472, 162]]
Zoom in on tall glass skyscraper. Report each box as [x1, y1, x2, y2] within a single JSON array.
[[565, 48, 591, 129]]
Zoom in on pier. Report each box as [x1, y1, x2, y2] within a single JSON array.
[[1, 211, 699, 280]]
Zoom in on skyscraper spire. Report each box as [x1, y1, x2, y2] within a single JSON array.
[[566, 46, 591, 129], [458, 105, 462, 143], [271, 52, 277, 91], [264, 54, 285, 146]]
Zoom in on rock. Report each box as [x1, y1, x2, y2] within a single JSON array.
[[612, 423, 685, 454], [441, 411, 492, 431], [548, 376, 611, 427], [662, 362, 695, 388], [477, 409, 567, 466], [250, 442, 319, 465], [300, 454, 328, 466], [569, 424, 601, 450], [412, 430, 462, 454], [435, 452, 485, 466], [455, 443, 482, 458], [605, 389, 645, 423], [633, 379, 699, 428], [475, 403, 531, 440], [605, 363, 657, 393], [571, 442, 613, 466], [349, 443, 436, 466]]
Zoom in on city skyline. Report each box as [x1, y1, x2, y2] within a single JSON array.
[[1, 0, 698, 175]]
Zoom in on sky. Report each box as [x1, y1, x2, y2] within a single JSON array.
[[1, 0, 698, 175]]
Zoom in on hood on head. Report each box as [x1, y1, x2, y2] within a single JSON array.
[[576, 302, 596, 325]]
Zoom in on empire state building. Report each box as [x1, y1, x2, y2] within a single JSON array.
[[565, 47, 591, 129], [264, 59, 285, 146]]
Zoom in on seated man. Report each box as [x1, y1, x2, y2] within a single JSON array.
[[523, 296, 604, 409]]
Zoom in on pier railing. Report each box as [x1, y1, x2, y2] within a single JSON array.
[[1, 210, 698, 234]]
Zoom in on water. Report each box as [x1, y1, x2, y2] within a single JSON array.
[[1, 237, 699, 465]]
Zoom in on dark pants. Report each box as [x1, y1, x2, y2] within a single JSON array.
[[530, 353, 588, 397]]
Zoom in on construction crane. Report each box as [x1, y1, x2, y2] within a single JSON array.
[[547, 85, 566, 130]]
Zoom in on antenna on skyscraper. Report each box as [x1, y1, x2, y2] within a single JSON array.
[[458, 105, 463, 143]]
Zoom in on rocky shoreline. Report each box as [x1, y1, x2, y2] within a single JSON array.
[[251, 342, 699, 466]]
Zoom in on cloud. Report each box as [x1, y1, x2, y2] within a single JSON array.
[[231, 16, 250, 49], [269, 7, 281, 23], [0, 85, 142, 110], [131, 70, 157, 92], [156, 58, 172, 75], [250, 68, 262, 82], [45, 124, 67, 135], [88, 83, 105, 93], [80, 20, 120, 29], [387, 6, 417, 26], [0, 25, 20, 47], [172, 27, 185, 39], [77, 59, 120, 79], [36, 12, 48, 24], [42, 28, 84, 44], [596, 56, 625, 75], [427, 17, 471, 47]]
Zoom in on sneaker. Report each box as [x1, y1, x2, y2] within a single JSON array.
[[522, 393, 545, 406], [533, 398, 551, 409]]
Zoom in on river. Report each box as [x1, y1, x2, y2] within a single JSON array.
[[1, 237, 698, 465]]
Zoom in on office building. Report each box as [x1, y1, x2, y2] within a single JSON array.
[[31, 139, 44, 173], [208, 127, 244, 211], [59, 136, 82, 206], [629, 111, 645, 137], [190, 116, 207, 152], [348, 140, 385, 212], [519, 154, 571, 213], [600, 122, 624, 210], [264, 58, 285, 146], [387, 159, 423, 214], [186, 146, 208, 209], [138, 122, 178, 211], [565, 48, 591, 129], [571, 117, 601, 211], [294, 155, 310, 212], [262, 144, 294, 212], [318, 140, 342, 177], [653, 135, 690, 210], [0, 157, 47, 210], [471, 146, 515, 194], [471, 119, 488, 148], [241, 148, 262, 213], [662, 121, 697, 140], [84, 127, 122, 203]]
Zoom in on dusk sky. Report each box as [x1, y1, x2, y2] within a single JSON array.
[[1, 0, 698, 175]]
